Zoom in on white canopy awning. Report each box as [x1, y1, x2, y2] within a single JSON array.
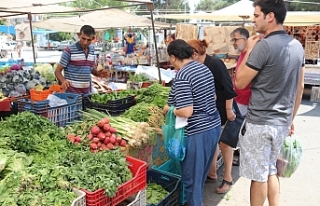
[[33, 8, 170, 32], [0, 5, 79, 19], [153, 0, 320, 25], [0, 0, 76, 9]]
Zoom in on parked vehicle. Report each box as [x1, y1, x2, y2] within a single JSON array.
[[57, 40, 73, 51]]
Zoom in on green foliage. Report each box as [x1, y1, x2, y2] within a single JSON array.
[[196, 0, 238, 11], [70, 0, 129, 9]]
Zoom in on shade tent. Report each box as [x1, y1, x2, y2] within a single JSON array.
[[153, 0, 320, 25], [0, 0, 163, 82], [0, 5, 79, 19], [0, 0, 76, 9], [33, 9, 170, 31]]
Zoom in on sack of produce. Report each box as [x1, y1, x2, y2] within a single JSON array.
[[277, 134, 303, 178]]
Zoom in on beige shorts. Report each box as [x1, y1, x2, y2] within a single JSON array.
[[239, 122, 290, 182]]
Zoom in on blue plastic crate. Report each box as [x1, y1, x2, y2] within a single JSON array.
[[147, 170, 180, 206], [18, 93, 82, 127], [152, 160, 186, 205]]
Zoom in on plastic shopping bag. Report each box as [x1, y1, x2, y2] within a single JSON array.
[[276, 134, 303, 178], [162, 106, 186, 161]]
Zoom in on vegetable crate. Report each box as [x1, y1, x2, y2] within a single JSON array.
[[81, 156, 147, 206], [83, 95, 135, 116], [152, 160, 186, 205], [72, 188, 86, 206], [147, 170, 180, 206], [127, 189, 147, 206], [18, 93, 82, 127], [30, 85, 63, 101]]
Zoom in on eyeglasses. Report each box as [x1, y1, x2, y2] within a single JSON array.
[[230, 38, 246, 43]]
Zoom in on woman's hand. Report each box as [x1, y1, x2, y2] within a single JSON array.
[[226, 109, 236, 121], [163, 105, 170, 115]]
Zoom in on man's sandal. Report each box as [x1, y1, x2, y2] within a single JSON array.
[[216, 179, 233, 194]]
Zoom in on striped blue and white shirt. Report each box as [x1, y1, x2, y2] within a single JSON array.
[[59, 42, 95, 94], [167, 61, 221, 136]]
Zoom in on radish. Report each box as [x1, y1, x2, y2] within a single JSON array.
[[103, 124, 110, 132], [116, 136, 122, 143], [98, 118, 108, 128], [97, 132, 106, 140], [110, 133, 116, 139], [102, 118, 110, 124], [106, 143, 114, 150], [97, 142, 102, 148], [104, 137, 110, 145], [75, 136, 81, 142], [114, 142, 119, 147], [120, 139, 127, 147], [100, 144, 107, 151], [74, 141, 79, 145], [90, 149, 98, 153], [91, 126, 100, 135], [70, 136, 76, 143], [109, 136, 116, 144], [109, 127, 117, 133], [67, 134, 75, 140], [105, 131, 111, 137], [87, 133, 93, 140], [92, 137, 100, 144], [90, 143, 98, 150]]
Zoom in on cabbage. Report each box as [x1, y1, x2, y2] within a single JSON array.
[[33, 64, 56, 82]]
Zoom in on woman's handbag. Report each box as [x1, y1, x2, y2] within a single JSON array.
[[162, 106, 186, 161], [219, 101, 245, 148]]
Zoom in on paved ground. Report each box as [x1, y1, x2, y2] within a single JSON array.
[[203, 89, 320, 206]]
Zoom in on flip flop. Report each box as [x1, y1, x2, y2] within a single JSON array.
[[206, 176, 218, 183], [216, 179, 233, 194], [232, 157, 240, 166]]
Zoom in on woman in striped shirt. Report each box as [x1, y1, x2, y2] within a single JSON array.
[[163, 39, 221, 206]]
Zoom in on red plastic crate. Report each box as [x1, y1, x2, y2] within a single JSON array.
[[81, 156, 147, 206]]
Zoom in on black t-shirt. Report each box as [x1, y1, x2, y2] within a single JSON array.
[[204, 55, 237, 125]]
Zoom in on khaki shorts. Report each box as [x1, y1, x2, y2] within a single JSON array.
[[239, 122, 290, 182]]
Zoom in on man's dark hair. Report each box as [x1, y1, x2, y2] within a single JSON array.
[[79, 25, 95, 36], [231, 27, 250, 38], [253, 0, 287, 24]]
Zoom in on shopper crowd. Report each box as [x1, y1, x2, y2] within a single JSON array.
[[164, 0, 305, 205]]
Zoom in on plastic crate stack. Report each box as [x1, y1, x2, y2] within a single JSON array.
[[17, 93, 83, 127], [147, 170, 181, 206], [83, 95, 135, 116], [152, 160, 186, 205], [81, 156, 147, 206]]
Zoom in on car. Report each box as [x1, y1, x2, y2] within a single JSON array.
[[57, 40, 72, 51]]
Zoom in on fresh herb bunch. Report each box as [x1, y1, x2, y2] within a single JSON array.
[[0, 111, 64, 153]]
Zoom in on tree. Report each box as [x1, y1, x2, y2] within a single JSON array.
[[69, 0, 128, 9], [196, 0, 238, 11], [285, 0, 320, 11]]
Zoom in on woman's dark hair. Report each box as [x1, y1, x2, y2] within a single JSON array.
[[167, 39, 194, 60], [253, 0, 287, 24], [79, 25, 95, 36]]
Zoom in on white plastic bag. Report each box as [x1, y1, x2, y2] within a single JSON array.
[[276, 134, 303, 178], [47, 94, 67, 107]]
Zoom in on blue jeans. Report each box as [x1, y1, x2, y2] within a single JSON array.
[[181, 126, 221, 206]]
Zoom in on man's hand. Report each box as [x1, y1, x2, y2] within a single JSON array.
[[288, 123, 294, 136], [61, 80, 71, 91], [246, 35, 262, 51], [97, 69, 110, 78]]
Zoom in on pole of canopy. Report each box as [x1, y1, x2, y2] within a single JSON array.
[[147, 3, 162, 84], [28, 12, 36, 64]]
